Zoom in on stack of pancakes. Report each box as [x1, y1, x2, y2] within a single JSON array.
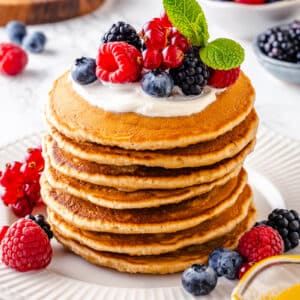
[[41, 71, 258, 274]]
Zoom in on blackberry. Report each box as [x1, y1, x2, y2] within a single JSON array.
[[102, 21, 142, 51], [170, 47, 210, 96], [25, 214, 53, 240], [267, 209, 300, 252]]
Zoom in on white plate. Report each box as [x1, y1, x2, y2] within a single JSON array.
[[0, 126, 300, 300]]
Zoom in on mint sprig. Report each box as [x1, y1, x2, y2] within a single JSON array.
[[199, 38, 245, 70], [163, 0, 209, 47]]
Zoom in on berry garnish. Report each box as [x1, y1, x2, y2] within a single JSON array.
[[25, 214, 53, 240], [71, 57, 97, 85], [96, 42, 142, 83], [208, 67, 240, 89], [208, 248, 243, 280], [0, 225, 9, 244], [162, 45, 184, 69], [23, 31, 47, 54], [0, 147, 44, 217], [143, 28, 168, 51], [238, 262, 255, 279], [142, 49, 163, 70], [170, 46, 210, 95], [238, 225, 284, 263], [267, 208, 300, 252], [0, 43, 28, 76], [6, 21, 27, 45], [102, 21, 142, 51], [141, 70, 174, 97], [182, 264, 218, 296], [1, 219, 52, 272]]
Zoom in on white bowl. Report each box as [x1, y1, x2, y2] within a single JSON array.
[[199, 0, 300, 40]]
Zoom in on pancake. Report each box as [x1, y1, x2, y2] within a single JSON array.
[[44, 135, 255, 190], [47, 184, 252, 256], [53, 204, 256, 274], [46, 71, 255, 150], [44, 161, 243, 209], [48, 109, 258, 169], [40, 172, 247, 234]]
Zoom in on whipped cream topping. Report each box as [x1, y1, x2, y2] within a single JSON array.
[[71, 78, 226, 117]]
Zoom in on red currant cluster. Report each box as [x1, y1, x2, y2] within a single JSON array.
[[140, 12, 189, 70], [0, 147, 44, 217]]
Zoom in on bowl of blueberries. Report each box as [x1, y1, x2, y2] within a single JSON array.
[[254, 20, 300, 84], [199, 0, 300, 40]]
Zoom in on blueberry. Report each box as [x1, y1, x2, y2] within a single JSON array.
[[209, 248, 243, 280], [182, 264, 217, 296], [71, 57, 97, 85], [23, 32, 47, 53], [141, 70, 174, 98], [6, 21, 27, 45]]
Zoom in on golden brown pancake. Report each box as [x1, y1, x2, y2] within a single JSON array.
[[41, 172, 247, 234], [53, 205, 256, 274], [47, 185, 252, 255], [46, 71, 255, 150], [48, 110, 258, 168], [44, 161, 243, 209], [44, 135, 255, 190]]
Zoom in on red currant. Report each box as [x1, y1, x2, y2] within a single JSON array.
[[2, 186, 25, 205], [0, 43, 28, 76], [160, 11, 172, 27], [0, 162, 23, 188], [141, 18, 164, 36], [26, 147, 44, 172], [0, 225, 9, 244], [168, 28, 181, 39], [238, 262, 255, 279], [162, 45, 184, 69], [24, 182, 41, 206], [142, 49, 163, 69], [11, 197, 33, 218], [144, 28, 168, 51], [170, 35, 190, 53]]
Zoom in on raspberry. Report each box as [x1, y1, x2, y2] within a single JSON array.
[[96, 42, 142, 83], [0, 226, 9, 244], [25, 214, 53, 240], [238, 225, 284, 263], [1, 219, 52, 272], [0, 43, 28, 76], [102, 21, 142, 51], [208, 67, 240, 89]]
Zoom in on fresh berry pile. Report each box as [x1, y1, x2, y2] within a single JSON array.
[[0, 217, 52, 272], [182, 207, 300, 296], [0, 147, 44, 217], [258, 20, 300, 63], [72, 0, 245, 98]]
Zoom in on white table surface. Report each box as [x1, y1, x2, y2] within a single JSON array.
[[0, 0, 299, 147]]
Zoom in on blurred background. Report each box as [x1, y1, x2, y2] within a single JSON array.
[[0, 0, 299, 146]]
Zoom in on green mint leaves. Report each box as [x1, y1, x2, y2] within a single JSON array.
[[200, 38, 245, 70], [163, 0, 209, 47], [163, 0, 245, 70]]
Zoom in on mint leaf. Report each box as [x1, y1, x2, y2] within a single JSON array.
[[199, 38, 245, 70], [163, 0, 209, 47]]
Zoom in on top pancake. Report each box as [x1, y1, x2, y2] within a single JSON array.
[[47, 71, 255, 150]]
